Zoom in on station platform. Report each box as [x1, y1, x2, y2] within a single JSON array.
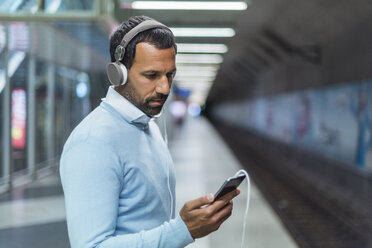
[[0, 117, 298, 248]]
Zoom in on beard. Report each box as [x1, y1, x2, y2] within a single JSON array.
[[122, 83, 168, 117]]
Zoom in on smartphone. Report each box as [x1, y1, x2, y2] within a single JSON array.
[[214, 174, 246, 201]]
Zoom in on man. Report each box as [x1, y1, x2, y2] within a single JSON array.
[[60, 16, 240, 248]]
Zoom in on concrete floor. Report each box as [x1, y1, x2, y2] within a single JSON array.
[[172, 117, 298, 248], [0, 117, 298, 248]]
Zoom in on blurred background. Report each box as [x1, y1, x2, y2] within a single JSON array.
[[0, 0, 372, 247]]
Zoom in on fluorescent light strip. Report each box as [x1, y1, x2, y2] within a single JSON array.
[[190, 91, 211, 103], [177, 83, 214, 89], [130, 1, 248, 10], [170, 27, 235, 37], [0, 51, 26, 93], [176, 79, 214, 85], [175, 76, 216, 82], [176, 65, 219, 71], [176, 79, 214, 82], [8, 52, 26, 77], [190, 92, 210, 99], [177, 43, 228, 53], [177, 54, 223, 64], [46, 0, 62, 13], [175, 70, 216, 77]]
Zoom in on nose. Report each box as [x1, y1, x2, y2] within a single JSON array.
[[156, 75, 171, 95]]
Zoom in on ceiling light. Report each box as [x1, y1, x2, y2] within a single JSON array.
[[176, 79, 214, 83], [8, 52, 26, 77], [176, 65, 219, 72], [176, 80, 214, 87], [176, 54, 223, 64], [176, 82, 214, 88], [175, 70, 216, 77], [46, 0, 62, 13], [175, 76, 216, 82], [0, 51, 25, 93], [177, 43, 228, 53], [128, 1, 248, 10], [170, 27, 235, 37]]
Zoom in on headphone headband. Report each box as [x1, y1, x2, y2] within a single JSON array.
[[114, 20, 171, 61]]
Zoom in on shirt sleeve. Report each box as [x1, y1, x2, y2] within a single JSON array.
[[60, 141, 194, 248]]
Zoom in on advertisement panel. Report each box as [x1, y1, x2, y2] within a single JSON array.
[[215, 79, 372, 171], [11, 88, 26, 149]]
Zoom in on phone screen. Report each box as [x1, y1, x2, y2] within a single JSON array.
[[214, 174, 246, 201]]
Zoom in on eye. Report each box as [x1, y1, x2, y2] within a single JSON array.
[[167, 72, 176, 79], [145, 73, 157, 79]]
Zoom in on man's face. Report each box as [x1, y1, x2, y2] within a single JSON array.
[[122, 42, 176, 117]]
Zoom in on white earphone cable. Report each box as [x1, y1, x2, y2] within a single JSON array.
[[234, 169, 251, 248], [167, 169, 173, 220], [163, 117, 168, 146], [162, 117, 172, 219]]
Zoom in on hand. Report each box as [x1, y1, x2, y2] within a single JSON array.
[[179, 189, 240, 239]]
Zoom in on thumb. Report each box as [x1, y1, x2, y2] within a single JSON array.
[[185, 194, 214, 210]]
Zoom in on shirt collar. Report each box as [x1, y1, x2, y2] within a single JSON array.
[[102, 86, 155, 126]]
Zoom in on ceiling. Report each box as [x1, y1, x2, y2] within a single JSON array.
[[111, 0, 372, 106], [209, 0, 372, 103], [6, 0, 367, 106]]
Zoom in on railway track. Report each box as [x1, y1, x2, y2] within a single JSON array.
[[214, 123, 371, 248]]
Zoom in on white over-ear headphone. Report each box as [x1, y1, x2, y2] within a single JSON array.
[[107, 20, 171, 86]]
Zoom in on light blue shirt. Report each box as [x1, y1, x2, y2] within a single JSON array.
[[60, 86, 194, 248]]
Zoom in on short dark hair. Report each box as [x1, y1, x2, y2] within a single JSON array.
[[109, 16, 177, 69]]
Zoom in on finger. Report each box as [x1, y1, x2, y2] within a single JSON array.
[[214, 202, 233, 226], [219, 188, 240, 202], [184, 193, 214, 210], [216, 207, 232, 227], [209, 189, 240, 212]]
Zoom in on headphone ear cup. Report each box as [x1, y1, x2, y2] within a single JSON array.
[[107, 62, 128, 86]]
